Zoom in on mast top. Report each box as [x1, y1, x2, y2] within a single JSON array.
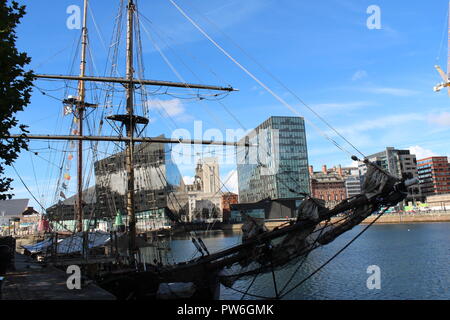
[[106, 114, 150, 127]]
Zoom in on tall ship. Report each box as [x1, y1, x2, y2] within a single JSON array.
[[10, 0, 418, 299]]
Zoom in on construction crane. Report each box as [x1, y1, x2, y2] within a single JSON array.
[[433, 65, 450, 94], [434, 1, 450, 95]]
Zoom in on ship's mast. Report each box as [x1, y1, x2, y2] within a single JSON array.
[[76, 0, 89, 233], [23, 0, 240, 264], [125, 0, 137, 256]]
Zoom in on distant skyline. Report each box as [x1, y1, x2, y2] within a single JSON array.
[[4, 0, 450, 210]]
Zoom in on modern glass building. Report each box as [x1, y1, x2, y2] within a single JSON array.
[[359, 147, 421, 202], [94, 141, 188, 220], [47, 140, 189, 230], [236, 116, 310, 203]]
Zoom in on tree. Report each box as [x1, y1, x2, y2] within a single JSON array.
[[0, 0, 33, 200]]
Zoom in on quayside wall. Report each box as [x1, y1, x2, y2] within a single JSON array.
[[222, 211, 450, 231]]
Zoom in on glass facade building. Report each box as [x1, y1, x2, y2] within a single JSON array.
[[236, 116, 310, 203], [47, 140, 189, 229], [94, 141, 188, 220], [360, 147, 421, 202]]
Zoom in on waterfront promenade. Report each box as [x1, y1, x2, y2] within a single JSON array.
[[222, 211, 450, 231], [1, 253, 115, 300], [360, 211, 450, 224]]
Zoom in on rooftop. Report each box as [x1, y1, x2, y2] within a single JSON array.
[[0, 199, 29, 217]]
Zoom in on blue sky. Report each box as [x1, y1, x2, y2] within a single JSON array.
[[5, 0, 450, 210]]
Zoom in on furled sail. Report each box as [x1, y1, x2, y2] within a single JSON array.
[[218, 160, 414, 286]]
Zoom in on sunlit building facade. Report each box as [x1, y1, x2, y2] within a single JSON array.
[[359, 147, 421, 202], [94, 142, 188, 222], [236, 116, 310, 203], [418, 156, 450, 196]]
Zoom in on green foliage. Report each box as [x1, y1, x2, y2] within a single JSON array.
[[0, 0, 34, 200]]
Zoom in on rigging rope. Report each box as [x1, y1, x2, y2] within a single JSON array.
[[136, 16, 247, 209], [278, 219, 329, 295], [167, 0, 359, 159], [183, 1, 367, 159], [139, 18, 229, 131], [11, 164, 47, 213], [139, 13, 309, 195], [138, 12, 232, 88], [229, 207, 388, 300], [240, 272, 259, 300], [278, 207, 389, 299], [436, 4, 449, 64]]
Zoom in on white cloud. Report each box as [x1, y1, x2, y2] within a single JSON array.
[[204, 0, 268, 30], [147, 98, 185, 118], [408, 146, 437, 160], [339, 160, 360, 168], [428, 112, 450, 127], [222, 170, 238, 193], [250, 85, 265, 96], [148, 0, 267, 51], [335, 113, 423, 135], [352, 70, 368, 81], [382, 25, 402, 39], [183, 176, 195, 185], [350, 160, 359, 167], [312, 101, 373, 114], [362, 87, 419, 96]]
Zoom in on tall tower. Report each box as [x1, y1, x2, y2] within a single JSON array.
[[197, 157, 220, 194]]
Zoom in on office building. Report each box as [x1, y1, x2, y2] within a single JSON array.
[[236, 116, 310, 203], [94, 142, 188, 222], [417, 156, 450, 196], [230, 198, 301, 223], [359, 147, 421, 202], [47, 140, 189, 231]]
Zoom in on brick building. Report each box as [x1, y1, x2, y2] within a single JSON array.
[[221, 192, 239, 223], [309, 165, 347, 208], [417, 156, 450, 196]]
